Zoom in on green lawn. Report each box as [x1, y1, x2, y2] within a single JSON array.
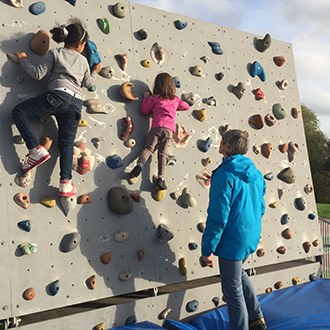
[[317, 203, 330, 219]]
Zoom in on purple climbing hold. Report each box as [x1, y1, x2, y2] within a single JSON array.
[[308, 213, 316, 220], [250, 61, 266, 82], [208, 41, 224, 55]]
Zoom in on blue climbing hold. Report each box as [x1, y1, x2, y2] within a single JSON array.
[[309, 273, 317, 281], [82, 40, 101, 71], [88, 85, 97, 92], [186, 300, 199, 313], [281, 214, 290, 225], [106, 155, 123, 169], [65, 0, 76, 5], [199, 137, 212, 152], [188, 242, 198, 250], [308, 213, 316, 220], [250, 61, 266, 82], [18, 220, 31, 232], [48, 280, 60, 296], [264, 172, 273, 181], [125, 315, 137, 325], [208, 41, 224, 55], [174, 20, 188, 30], [173, 76, 181, 88], [29, 1, 46, 15]]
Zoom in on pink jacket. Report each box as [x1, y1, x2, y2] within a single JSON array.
[[141, 96, 190, 132]]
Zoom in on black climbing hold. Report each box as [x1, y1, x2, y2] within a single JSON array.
[[215, 72, 224, 81], [212, 296, 220, 307], [256, 33, 271, 52], [308, 213, 316, 220], [189, 242, 198, 250], [108, 187, 133, 214], [174, 20, 187, 30], [277, 167, 295, 184], [106, 155, 123, 169], [280, 214, 290, 225], [186, 299, 199, 312], [126, 315, 137, 325], [137, 28, 148, 40], [60, 232, 81, 253], [295, 197, 306, 211], [157, 224, 174, 243]]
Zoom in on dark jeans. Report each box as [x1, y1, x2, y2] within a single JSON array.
[[12, 90, 82, 180]]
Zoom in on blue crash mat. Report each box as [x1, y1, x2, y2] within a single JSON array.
[[109, 321, 166, 330]]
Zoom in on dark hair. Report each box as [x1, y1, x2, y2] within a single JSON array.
[[222, 129, 249, 156], [153, 72, 176, 100], [50, 18, 88, 45]]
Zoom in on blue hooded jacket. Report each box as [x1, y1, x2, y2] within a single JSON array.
[[201, 154, 266, 260]]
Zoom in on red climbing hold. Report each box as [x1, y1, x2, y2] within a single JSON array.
[[273, 56, 286, 67], [120, 116, 134, 141], [253, 88, 265, 100], [100, 252, 113, 265], [23, 288, 35, 300], [77, 156, 90, 175]]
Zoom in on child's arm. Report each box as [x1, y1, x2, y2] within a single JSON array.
[[141, 94, 155, 114], [177, 98, 190, 111], [81, 62, 102, 89]]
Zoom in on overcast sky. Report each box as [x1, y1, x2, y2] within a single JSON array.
[[130, 0, 330, 137]]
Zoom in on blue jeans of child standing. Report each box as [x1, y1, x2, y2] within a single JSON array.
[[12, 90, 82, 180], [219, 257, 263, 330]]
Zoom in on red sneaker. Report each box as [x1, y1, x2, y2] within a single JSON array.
[[22, 146, 50, 172], [58, 180, 77, 197]]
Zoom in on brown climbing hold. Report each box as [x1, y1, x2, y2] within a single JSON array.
[[202, 157, 213, 167], [273, 56, 286, 67], [193, 109, 206, 122], [87, 275, 96, 289], [179, 257, 187, 275], [264, 114, 276, 126], [40, 135, 52, 150], [100, 252, 113, 265], [291, 107, 301, 119], [30, 30, 49, 56], [14, 193, 30, 209], [116, 53, 128, 71], [303, 241, 311, 253], [77, 194, 92, 204], [279, 143, 288, 153], [276, 246, 286, 254], [256, 248, 265, 257], [253, 144, 261, 155], [282, 228, 293, 239], [120, 82, 139, 101], [137, 249, 146, 261], [274, 281, 283, 290], [130, 193, 141, 202], [261, 143, 273, 158], [249, 114, 264, 129], [23, 288, 35, 301]]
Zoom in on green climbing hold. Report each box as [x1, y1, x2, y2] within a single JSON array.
[[273, 103, 288, 120], [97, 18, 110, 34]]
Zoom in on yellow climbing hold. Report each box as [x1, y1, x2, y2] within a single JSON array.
[[79, 119, 88, 127], [269, 202, 278, 208], [94, 322, 105, 330], [292, 276, 300, 285], [154, 190, 165, 201], [40, 198, 56, 208], [193, 109, 206, 122], [312, 239, 319, 247], [141, 59, 151, 68], [179, 257, 187, 275]]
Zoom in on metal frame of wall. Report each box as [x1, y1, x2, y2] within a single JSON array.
[[0, 0, 322, 328]]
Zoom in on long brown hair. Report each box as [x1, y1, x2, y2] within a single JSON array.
[[152, 72, 176, 100]]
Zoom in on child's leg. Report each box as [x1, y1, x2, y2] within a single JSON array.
[[137, 128, 160, 165], [157, 129, 172, 177]]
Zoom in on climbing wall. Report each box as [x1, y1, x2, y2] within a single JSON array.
[[0, 0, 322, 324]]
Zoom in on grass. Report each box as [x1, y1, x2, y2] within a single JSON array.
[[317, 203, 330, 219]]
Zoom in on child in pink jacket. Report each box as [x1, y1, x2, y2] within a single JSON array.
[[130, 72, 190, 190]]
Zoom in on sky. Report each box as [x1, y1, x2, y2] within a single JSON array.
[[130, 0, 330, 137]]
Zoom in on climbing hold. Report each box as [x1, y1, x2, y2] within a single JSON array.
[[186, 300, 199, 313], [173, 76, 181, 88], [94, 322, 105, 330], [100, 252, 113, 265], [166, 155, 176, 166], [86, 275, 96, 289], [29, 1, 46, 15], [126, 316, 137, 325], [113, 2, 127, 18], [170, 191, 180, 200], [208, 41, 224, 55], [82, 40, 101, 70], [174, 20, 187, 30], [18, 220, 31, 232], [74, 140, 86, 152], [172, 124, 190, 146], [274, 281, 283, 290], [120, 82, 139, 101], [120, 116, 134, 141], [202, 96, 217, 106], [276, 246, 286, 254], [60, 196, 77, 216], [181, 92, 194, 106], [288, 142, 299, 162], [261, 143, 273, 159], [196, 168, 212, 189], [253, 144, 261, 155], [84, 99, 106, 114], [279, 143, 288, 153], [264, 172, 273, 181], [269, 202, 278, 208], [99, 66, 115, 79], [292, 276, 300, 285], [124, 138, 136, 148], [191, 65, 203, 77], [114, 231, 129, 243], [40, 135, 52, 150], [39, 197, 56, 208], [309, 273, 317, 281], [273, 103, 288, 119], [30, 30, 49, 55], [200, 56, 210, 63], [202, 157, 213, 167], [108, 187, 133, 214], [295, 197, 306, 211], [308, 213, 316, 220], [197, 222, 206, 233], [119, 269, 132, 281], [137, 28, 148, 40], [48, 280, 60, 296], [278, 79, 288, 90], [181, 187, 197, 207], [273, 56, 286, 67], [303, 241, 311, 253], [78, 155, 91, 174], [291, 107, 301, 119], [282, 228, 293, 239], [253, 88, 265, 100], [137, 249, 146, 261], [115, 53, 128, 71], [88, 85, 97, 92], [278, 188, 284, 199], [78, 119, 88, 127], [199, 137, 212, 152], [154, 189, 166, 202], [14, 193, 30, 209], [159, 308, 172, 320], [193, 109, 206, 122], [312, 239, 319, 247], [248, 114, 264, 129], [130, 193, 141, 203], [256, 33, 271, 52], [65, 0, 76, 6], [14, 135, 24, 144], [212, 297, 221, 307], [140, 59, 151, 68], [215, 72, 224, 81], [157, 224, 174, 243], [281, 214, 290, 225], [188, 242, 198, 250], [265, 287, 272, 293], [9, 0, 23, 8], [250, 61, 266, 81], [97, 18, 110, 34], [277, 167, 295, 184], [232, 82, 246, 99], [19, 242, 37, 255], [264, 114, 276, 126], [77, 194, 92, 205], [257, 249, 265, 257], [60, 232, 80, 253], [179, 257, 187, 275], [151, 42, 165, 65], [23, 288, 35, 301], [7, 53, 20, 64]]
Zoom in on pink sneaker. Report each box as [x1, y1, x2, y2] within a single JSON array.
[[58, 180, 77, 197], [22, 146, 51, 172]]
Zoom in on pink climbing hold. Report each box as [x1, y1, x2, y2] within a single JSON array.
[[172, 124, 190, 148]]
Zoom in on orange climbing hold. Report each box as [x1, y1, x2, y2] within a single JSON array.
[[100, 252, 113, 265], [30, 30, 50, 55], [23, 288, 35, 301], [40, 135, 52, 150], [276, 246, 286, 254], [282, 228, 293, 239], [137, 249, 146, 261], [77, 194, 92, 204], [120, 82, 139, 101], [273, 56, 286, 67], [14, 193, 30, 209], [87, 275, 96, 289]]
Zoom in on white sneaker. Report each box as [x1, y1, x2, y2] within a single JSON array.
[[22, 146, 51, 172], [58, 180, 77, 197]]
